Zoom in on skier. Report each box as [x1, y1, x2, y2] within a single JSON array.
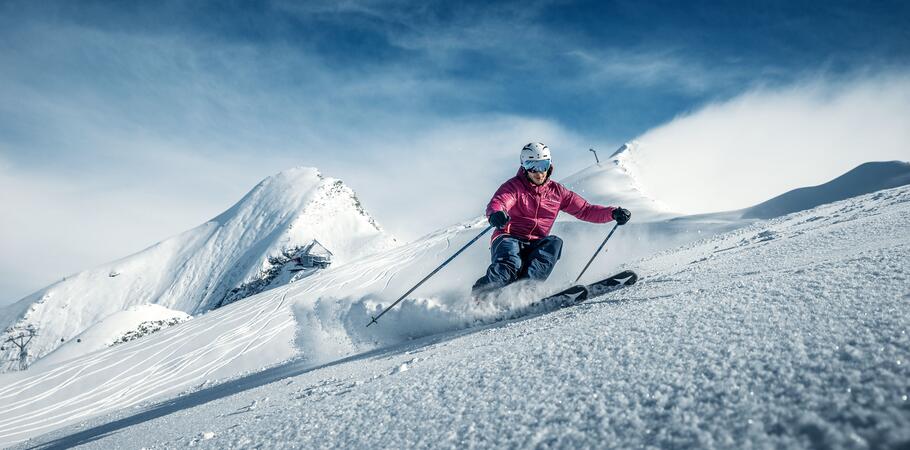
[[472, 142, 631, 296]]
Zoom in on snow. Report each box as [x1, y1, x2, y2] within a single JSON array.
[[31, 304, 190, 369], [2, 181, 908, 449], [0, 167, 396, 372], [558, 142, 676, 222], [741, 160, 910, 219]]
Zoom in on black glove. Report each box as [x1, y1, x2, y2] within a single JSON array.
[[489, 210, 510, 229], [612, 207, 631, 225]]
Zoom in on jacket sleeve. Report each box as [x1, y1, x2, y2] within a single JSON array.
[[486, 181, 518, 216], [559, 187, 615, 223]]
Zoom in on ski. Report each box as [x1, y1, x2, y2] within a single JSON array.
[[585, 269, 638, 297], [537, 269, 638, 308], [493, 269, 639, 322]]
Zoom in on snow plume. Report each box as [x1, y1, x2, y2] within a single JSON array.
[[287, 218, 717, 367], [287, 221, 561, 365], [293, 294, 469, 364], [292, 281, 558, 365], [630, 74, 910, 214]]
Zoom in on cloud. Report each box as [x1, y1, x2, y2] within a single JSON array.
[[629, 73, 910, 213], [273, 0, 553, 55], [565, 48, 719, 94]]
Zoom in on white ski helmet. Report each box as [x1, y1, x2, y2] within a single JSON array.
[[520, 142, 551, 163]]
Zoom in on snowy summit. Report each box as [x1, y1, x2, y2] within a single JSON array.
[[0, 167, 396, 372], [559, 142, 676, 222]]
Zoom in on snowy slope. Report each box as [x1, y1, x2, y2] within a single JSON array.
[[553, 143, 759, 279], [742, 160, 910, 219], [558, 142, 676, 222], [32, 304, 191, 369], [2, 184, 908, 448], [0, 167, 397, 372]]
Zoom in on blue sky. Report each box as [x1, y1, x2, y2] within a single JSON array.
[[1, 0, 909, 302]]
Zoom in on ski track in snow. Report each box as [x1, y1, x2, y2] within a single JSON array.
[[0, 220, 499, 447], [3, 186, 910, 448], [0, 290, 297, 444]]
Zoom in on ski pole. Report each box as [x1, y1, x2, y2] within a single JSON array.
[[367, 224, 494, 327], [573, 222, 620, 284]]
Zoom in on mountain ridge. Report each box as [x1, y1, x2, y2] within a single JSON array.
[[558, 141, 677, 222], [742, 160, 910, 219], [0, 167, 396, 372]]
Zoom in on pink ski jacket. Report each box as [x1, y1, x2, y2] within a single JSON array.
[[486, 168, 616, 242]]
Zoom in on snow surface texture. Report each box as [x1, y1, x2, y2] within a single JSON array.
[[31, 304, 190, 369], [4, 184, 909, 449], [0, 167, 397, 372]]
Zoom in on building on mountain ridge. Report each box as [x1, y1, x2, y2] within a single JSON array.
[[294, 239, 333, 270]]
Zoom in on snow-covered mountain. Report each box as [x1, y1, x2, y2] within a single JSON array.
[[35, 304, 192, 369], [741, 160, 910, 219], [0, 167, 397, 372], [2, 182, 907, 449], [559, 141, 676, 222]]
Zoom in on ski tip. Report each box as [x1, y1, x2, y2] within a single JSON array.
[[607, 270, 639, 286]]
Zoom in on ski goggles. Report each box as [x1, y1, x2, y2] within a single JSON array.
[[522, 159, 551, 173]]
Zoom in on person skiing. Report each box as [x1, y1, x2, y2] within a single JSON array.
[[472, 142, 631, 295]]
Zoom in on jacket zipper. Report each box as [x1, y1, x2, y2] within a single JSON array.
[[527, 187, 542, 238]]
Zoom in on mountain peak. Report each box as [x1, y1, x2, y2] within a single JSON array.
[[1, 166, 397, 372], [560, 142, 675, 221], [212, 167, 323, 225], [608, 140, 639, 160]]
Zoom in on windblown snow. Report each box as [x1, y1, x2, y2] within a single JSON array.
[[2, 180, 908, 448], [0, 167, 397, 372], [559, 142, 676, 222]]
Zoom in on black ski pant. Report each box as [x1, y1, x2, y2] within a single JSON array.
[[472, 235, 563, 294]]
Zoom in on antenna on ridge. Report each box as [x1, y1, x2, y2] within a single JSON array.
[[589, 148, 600, 164]]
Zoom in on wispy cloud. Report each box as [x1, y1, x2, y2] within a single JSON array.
[[631, 73, 910, 213], [565, 48, 721, 94]]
